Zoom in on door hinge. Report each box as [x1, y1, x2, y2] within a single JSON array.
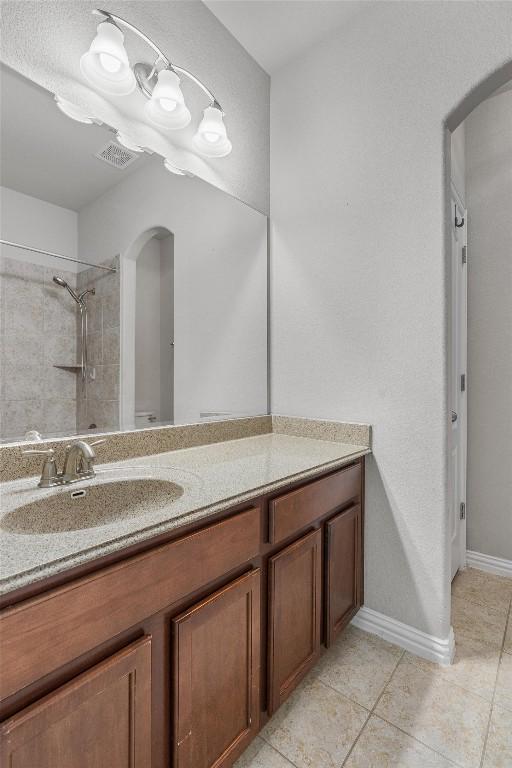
[[461, 373, 466, 392], [462, 246, 467, 264], [460, 502, 466, 520]]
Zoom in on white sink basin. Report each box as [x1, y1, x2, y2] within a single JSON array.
[[1, 473, 184, 534]]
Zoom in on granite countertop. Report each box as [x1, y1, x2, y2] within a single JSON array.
[[0, 433, 370, 595]]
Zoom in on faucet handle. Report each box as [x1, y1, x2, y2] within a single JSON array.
[[22, 448, 59, 488], [22, 448, 56, 457], [89, 439, 106, 448]]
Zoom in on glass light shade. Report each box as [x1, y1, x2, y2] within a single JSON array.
[[193, 106, 232, 157], [54, 96, 95, 124], [144, 70, 191, 130], [163, 159, 186, 175], [80, 21, 136, 96], [116, 131, 144, 152]]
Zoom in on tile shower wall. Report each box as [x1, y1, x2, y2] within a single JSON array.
[[0, 255, 78, 440], [76, 258, 120, 434]]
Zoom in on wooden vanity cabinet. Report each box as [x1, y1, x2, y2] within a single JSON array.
[[0, 636, 152, 768], [0, 457, 365, 768], [172, 570, 261, 768], [267, 529, 322, 714], [325, 504, 362, 647]]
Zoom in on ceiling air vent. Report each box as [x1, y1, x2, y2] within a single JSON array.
[[95, 141, 139, 169]]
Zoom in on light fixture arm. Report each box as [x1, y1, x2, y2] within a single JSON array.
[[93, 8, 223, 111]]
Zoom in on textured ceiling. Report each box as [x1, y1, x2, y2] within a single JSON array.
[[0, 66, 157, 211]]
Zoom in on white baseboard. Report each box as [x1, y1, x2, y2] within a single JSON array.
[[351, 606, 455, 666], [466, 550, 512, 578]]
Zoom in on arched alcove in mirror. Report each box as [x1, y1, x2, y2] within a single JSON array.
[[135, 229, 174, 429]]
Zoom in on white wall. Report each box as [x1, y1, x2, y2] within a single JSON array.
[[271, 2, 512, 639], [0, 0, 270, 214], [0, 186, 78, 270], [465, 88, 512, 562], [78, 159, 267, 425]]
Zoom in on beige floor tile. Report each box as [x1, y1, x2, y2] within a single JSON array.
[[403, 634, 501, 702], [344, 715, 456, 768], [504, 613, 512, 655], [234, 736, 294, 767], [451, 595, 507, 649], [482, 704, 512, 768], [452, 569, 512, 615], [375, 656, 491, 768], [311, 625, 403, 709], [261, 677, 368, 768], [494, 652, 512, 712]]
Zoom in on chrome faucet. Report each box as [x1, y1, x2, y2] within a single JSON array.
[[61, 440, 104, 483], [22, 439, 106, 488]]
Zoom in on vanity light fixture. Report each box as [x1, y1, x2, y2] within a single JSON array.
[[78, 9, 232, 159], [115, 131, 144, 152], [144, 69, 191, 130], [193, 105, 232, 158], [80, 19, 136, 96], [163, 159, 187, 176], [54, 95, 96, 124]]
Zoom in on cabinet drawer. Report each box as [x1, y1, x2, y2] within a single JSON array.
[[0, 507, 261, 702], [269, 463, 361, 545]]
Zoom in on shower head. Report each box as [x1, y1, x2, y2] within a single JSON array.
[[52, 275, 81, 305]]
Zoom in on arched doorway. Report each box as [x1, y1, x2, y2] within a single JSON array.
[[446, 63, 512, 577], [120, 227, 174, 431], [444, 60, 512, 584]]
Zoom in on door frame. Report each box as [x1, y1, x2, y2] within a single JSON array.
[[450, 181, 467, 579]]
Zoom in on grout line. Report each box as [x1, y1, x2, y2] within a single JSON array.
[[478, 596, 510, 768], [372, 713, 465, 768], [255, 736, 297, 768], [369, 649, 405, 712], [340, 649, 405, 767], [501, 597, 512, 656], [339, 710, 372, 767]]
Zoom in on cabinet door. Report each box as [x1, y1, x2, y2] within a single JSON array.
[[0, 636, 152, 768], [172, 569, 261, 768], [325, 504, 362, 647], [268, 529, 322, 714]]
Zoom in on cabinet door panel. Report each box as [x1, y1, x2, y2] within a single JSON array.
[[268, 529, 322, 714], [172, 570, 260, 768], [0, 636, 151, 768], [325, 504, 362, 647]]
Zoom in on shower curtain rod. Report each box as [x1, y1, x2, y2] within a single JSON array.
[[0, 239, 117, 274]]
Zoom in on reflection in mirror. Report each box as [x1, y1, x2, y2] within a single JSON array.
[[0, 65, 268, 443], [134, 229, 174, 429]]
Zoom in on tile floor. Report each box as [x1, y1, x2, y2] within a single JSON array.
[[235, 568, 512, 768]]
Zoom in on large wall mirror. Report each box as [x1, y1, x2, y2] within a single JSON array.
[[0, 65, 268, 442]]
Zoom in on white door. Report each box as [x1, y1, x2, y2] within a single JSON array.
[[450, 190, 467, 579]]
